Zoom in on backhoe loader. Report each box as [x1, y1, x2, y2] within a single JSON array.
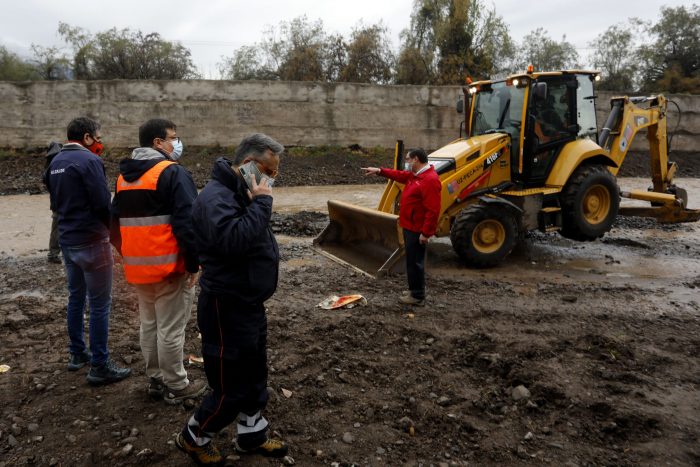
[[314, 70, 700, 276]]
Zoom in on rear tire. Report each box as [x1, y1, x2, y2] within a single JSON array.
[[450, 204, 519, 268], [560, 164, 619, 241]]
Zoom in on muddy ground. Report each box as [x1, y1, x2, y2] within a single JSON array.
[[0, 148, 699, 466]]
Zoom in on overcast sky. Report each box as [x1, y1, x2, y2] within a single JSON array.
[[0, 0, 688, 78]]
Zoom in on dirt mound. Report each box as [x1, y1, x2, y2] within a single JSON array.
[[0, 145, 394, 196], [2, 145, 698, 196]]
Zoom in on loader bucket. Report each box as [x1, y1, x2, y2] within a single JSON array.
[[313, 200, 404, 277]]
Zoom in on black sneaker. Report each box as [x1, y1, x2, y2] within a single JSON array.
[[175, 432, 223, 466], [235, 437, 289, 458], [67, 350, 91, 371], [86, 359, 131, 386]]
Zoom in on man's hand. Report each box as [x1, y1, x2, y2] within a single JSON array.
[[247, 175, 272, 200], [187, 271, 199, 288], [361, 167, 381, 176], [419, 233, 430, 245]]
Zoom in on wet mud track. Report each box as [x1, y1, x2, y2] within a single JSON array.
[[1, 181, 700, 465]]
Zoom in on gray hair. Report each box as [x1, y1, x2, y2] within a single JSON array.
[[233, 133, 284, 165]]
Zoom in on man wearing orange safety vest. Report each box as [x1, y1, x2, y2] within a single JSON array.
[[111, 118, 206, 404]]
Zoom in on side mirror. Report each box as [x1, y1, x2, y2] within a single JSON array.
[[533, 82, 548, 102], [456, 98, 464, 114]]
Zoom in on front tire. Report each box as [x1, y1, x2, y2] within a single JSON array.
[[560, 164, 619, 241], [450, 204, 519, 268]]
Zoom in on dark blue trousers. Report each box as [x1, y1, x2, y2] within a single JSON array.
[[403, 229, 426, 299], [188, 292, 269, 449]]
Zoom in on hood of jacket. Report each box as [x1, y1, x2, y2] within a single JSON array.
[[211, 157, 247, 196], [119, 147, 169, 182]]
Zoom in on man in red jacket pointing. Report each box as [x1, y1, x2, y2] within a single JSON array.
[[362, 148, 442, 306]]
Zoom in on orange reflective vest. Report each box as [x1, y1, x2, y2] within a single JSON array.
[[116, 160, 185, 284]]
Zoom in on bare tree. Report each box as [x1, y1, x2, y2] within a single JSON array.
[[30, 45, 70, 80]]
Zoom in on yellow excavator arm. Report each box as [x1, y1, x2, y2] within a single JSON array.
[[602, 95, 672, 188], [599, 95, 698, 222]]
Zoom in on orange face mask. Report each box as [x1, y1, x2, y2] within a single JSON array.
[[86, 141, 104, 156]]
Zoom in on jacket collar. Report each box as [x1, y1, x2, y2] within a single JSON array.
[[413, 165, 435, 178], [211, 157, 247, 198], [131, 147, 167, 161], [62, 142, 91, 152]]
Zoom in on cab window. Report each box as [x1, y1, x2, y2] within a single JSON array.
[[576, 75, 597, 140]]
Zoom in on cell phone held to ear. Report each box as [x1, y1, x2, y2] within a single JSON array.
[[239, 161, 275, 192]]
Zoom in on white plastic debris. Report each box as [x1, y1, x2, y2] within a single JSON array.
[[317, 295, 367, 310]]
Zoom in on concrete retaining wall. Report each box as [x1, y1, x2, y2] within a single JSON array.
[[0, 80, 697, 152]]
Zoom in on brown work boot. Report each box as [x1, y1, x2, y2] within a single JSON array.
[[235, 437, 289, 458], [399, 294, 425, 306], [164, 379, 207, 405], [175, 432, 223, 466]]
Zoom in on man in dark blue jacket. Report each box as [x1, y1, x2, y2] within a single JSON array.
[[44, 141, 63, 264], [46, 117, 131, 385], [176, 134, 288, 465]]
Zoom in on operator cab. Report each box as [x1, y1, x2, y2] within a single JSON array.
[[465, 71, 600, 187]]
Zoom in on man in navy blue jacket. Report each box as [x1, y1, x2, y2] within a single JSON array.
[[176, 134, 288, 465], [46, 117, 131, 386]]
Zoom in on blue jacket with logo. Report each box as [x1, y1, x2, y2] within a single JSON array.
[[45, 143, 111, 246]]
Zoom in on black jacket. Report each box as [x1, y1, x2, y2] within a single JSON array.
[[43, 142, 62, 173], [111, 148, 199, 273], [192, 157, 279, 304], [46, 143, 111, 246]]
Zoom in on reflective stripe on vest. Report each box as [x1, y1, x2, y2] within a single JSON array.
[[120, 215, 172, 227], [116, 160, 185, 284]]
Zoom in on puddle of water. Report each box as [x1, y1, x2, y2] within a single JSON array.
[[0, 290, 46, 302], [1, 178, 698, 259], [282, 257, 320, 268], [273, 185, 385, 213]]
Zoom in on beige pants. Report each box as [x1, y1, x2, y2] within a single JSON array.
[[134, 273, 195, 390]]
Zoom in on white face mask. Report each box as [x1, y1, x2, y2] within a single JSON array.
[[404, 161, 413, 172], [170, 139, 184, 160]]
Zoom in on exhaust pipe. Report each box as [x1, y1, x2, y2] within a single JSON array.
[[598, 99, 624, 149]]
